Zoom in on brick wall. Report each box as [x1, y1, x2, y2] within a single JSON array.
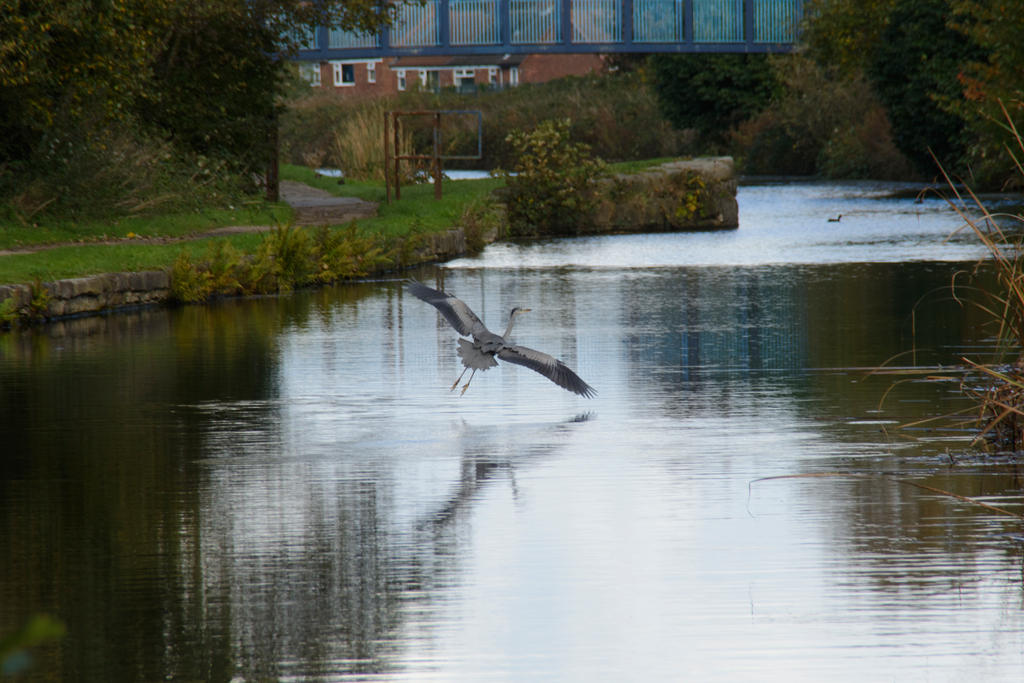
[[301, 54, 605, 98], [519, 54, 606, 83]]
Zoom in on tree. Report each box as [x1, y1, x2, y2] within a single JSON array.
[[0, 0, 164, 170], [867, 0, 981, 175], [800, 0, 895, 76], [648, 54, 779, 141], [0, 0, 399, 213], [949, 0, 1024, 186]]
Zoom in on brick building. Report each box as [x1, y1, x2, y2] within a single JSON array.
[[297, 52, 606, 98]]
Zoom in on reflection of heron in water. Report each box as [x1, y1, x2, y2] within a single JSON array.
[[421, 413, 595, 531], [407, 281, 595, 398]]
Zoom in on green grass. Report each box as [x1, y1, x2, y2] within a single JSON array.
[[0, 165, 503, 286], [281, 163, 503, 238], [0, 234, 270, 285], [0, 160, 672, 287], [282, 163, 502, 235], [0, 203, 293, 251]]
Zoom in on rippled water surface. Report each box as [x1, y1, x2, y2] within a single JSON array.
[[2, 182, 1022, 681]]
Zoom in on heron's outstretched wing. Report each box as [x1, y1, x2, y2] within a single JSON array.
[[406, 281, 487, 337], [497, 345, 596, 398]]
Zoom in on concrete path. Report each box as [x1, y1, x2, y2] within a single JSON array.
[[280, 181, 378, 226]]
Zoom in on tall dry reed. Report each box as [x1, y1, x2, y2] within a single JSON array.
[[938, 101, 1024, 449], [327, 99, 413, 181]]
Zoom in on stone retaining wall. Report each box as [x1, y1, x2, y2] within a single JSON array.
[[592, 157, 738, 233], [1, 271, 171, 321], [503, 157, 739, 238], [0, 232, 466, 324]]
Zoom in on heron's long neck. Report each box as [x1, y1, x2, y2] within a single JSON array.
[[502, 315, 518, 339]]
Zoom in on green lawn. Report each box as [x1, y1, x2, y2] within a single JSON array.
[[0, 165, 503, 286], [281, 164, 503, 237], [0, 160, 655, 286], [0, 203, 293, 251]]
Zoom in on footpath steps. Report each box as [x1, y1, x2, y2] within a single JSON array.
[[280, 181, 378, 226]]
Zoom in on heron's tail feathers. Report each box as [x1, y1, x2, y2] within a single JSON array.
[[457, 338, 498, 369]]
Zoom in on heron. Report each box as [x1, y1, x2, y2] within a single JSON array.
[[407, 281, 595, 398]]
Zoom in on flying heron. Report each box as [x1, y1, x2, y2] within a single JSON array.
[[407, 281, 595, 398]]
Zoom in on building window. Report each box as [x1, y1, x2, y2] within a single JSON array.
[[454, 68, 476, 91], [397, 69, 407, 91], [419, 70, 428, 88], [367, 62, 377, 84], [488, 67, 498, 85], [509, 66, 520, 86], [301, 62, 321, 87], [332, 62, 355, 86]]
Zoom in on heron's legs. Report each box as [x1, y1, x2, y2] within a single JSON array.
[[460, 369, 477, 395], [450, 366, 470, 392]]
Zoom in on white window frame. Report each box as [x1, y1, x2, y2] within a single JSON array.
[[509, 66, 520, 86], [397, 69, 407, 91], [454, 68, 475, 88], [419, 69, 428, 88], [488, 67, 498, 85], [331, 61, 356, 87], [367, 62, 377, 84]]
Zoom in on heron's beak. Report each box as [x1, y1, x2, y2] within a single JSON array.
[[521, 308, 532, 313]]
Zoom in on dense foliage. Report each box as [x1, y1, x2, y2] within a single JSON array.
[[868, 0, 981, 175], [647, 54, 779, 142], [950, 0, 1024, 187], [735, 58, 914, 179], [799, 0, 1019, 183], [0, 0, 394, 219], [800, 0, 894, 75], [643, 0, 1019, 184]]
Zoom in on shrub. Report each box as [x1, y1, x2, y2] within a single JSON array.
[[494, 119, 608, 236], [734, 57, 916, 179], [168, 224, 400, 303], [648, 53, 779, 142], [1, 126, 248, 222]]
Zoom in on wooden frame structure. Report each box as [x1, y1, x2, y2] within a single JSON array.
[[384, 110, 484, 203]]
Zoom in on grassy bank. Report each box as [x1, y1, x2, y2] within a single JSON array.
[[1, 150, 692, 327], [0, 165, 502, 289]]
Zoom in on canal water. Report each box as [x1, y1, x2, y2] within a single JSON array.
[[2, 181, 1022, 681]]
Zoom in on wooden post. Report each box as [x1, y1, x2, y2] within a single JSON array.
[[393, 112, 402, 201], [433, 111, 442, 200], [384, 110, 391, 204]]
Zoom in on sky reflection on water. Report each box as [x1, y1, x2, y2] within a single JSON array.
[[448, 181, 990, 268], [1, 182, 1023, 681]]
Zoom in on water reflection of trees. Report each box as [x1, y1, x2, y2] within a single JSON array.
[[600, 262, 1020, 601], [0, 292, 372, 679], [615, 263, 991, 388], [0, 275, 594, 679]]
